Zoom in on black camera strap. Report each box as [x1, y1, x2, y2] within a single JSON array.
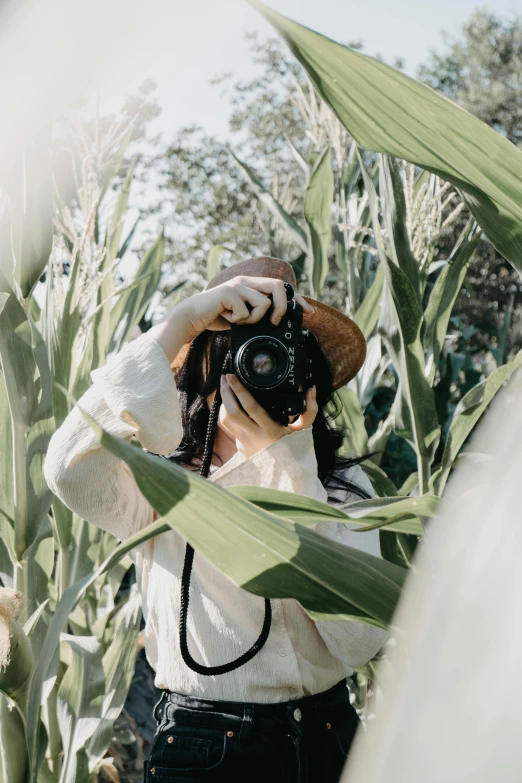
[[179, 351, 272, 676]]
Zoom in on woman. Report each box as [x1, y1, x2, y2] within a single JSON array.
[[44, 256, 388, 783]]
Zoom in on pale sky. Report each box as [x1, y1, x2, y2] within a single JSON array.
[[95, 0, 522, 142]]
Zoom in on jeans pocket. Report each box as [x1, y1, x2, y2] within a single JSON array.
[[147, 724, 228, 780], [332, 708, 360, 759]]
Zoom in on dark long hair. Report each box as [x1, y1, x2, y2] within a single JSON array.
[[168, 329, 372, 503]]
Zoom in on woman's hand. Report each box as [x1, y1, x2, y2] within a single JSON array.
[[219, 373, 318, 459], [150, 275, 314, 366], [184, 275, 314, 335]]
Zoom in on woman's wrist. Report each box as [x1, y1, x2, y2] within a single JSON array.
[[148, 299, 198, 365]]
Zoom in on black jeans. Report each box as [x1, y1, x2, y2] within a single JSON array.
[[144, 678, 360, 783]]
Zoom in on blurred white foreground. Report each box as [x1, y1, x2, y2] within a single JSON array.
[[344, 370, 522, 782]]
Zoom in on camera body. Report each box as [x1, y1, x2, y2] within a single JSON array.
[[229, 299, 312, 425]]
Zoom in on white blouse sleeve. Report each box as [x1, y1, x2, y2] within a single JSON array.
[[311, 464, 390, 667], [43, 331, 183, 541]]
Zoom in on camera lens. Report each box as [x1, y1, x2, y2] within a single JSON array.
[[235, 337, 290, 389], [251, 351, 277, 375]]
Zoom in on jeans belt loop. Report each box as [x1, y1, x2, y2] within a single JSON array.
[[240, 703, 254, 744], [153, 690, 168, 723]]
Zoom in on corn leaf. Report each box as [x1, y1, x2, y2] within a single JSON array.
[[250, 1, 522, 272], [359, 155, 440, 488], [360, 462, 398, 498], [333, 387, 369, 457], [92, 163, 135, 370], [431, 349, 522, 495], [380, 157, 420, 298], [8, 138, 54, 298], [230, 150, 309, 254], [423, 220, 481, 383], [53, 250, 82, 428], [0, 695, 28, 783], [57, 635, 105, 783], [354, 264, 384, 339], [85, 586, 141, 770], [231, 486, 424, 535], [81, 410, 406, 624], [0, 279, 53, 558], [108, 230, 165, 354], [304, 146, 334, 295]]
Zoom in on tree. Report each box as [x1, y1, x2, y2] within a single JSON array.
[[419, 10, 522, 362], [419, 10, 522, 147]]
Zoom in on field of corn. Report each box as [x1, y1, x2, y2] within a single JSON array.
[[1, 3, 522, 782]]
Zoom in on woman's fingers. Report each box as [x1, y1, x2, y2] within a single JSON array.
[[225, 374, 283, 433], [226, 276, 315, 326], [219, 375, 258, 437], [188, 275, 316, 335], [288, 386, 318, 432], [294, 292, 314, 315]]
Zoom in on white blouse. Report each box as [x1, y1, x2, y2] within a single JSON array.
[[43, 331, 388, 703]]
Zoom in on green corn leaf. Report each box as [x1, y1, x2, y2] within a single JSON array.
[[23, 518, 54, 619], [230, 150, 309, 254], [380, 530, 418, 569], [109, 231, 165, 354], [333, 387, 369, 457], [304, 146, 334, 295], [341, 495, 438, 530], [250, 1, 522, 272], [85, 586, 141, 770], [380, 157, 420, 298], [80, 408, 405, 624], [117, 215, 140, 260], [92, 163, 135, 370], [57, 635, 105, 783], [52, 250, 82, 429], [0, 372, 15, 583], [99, 129, 135, 203], [231, 486, 424, 535], [358, 156, 440, 491], [354, 264, 384, 339], [423, 220, 481, 383], [8, 138, 54, 298], [360, 462, 398, 498], [206, 245, 242, 281], [0, 695, 28, 783], [0, 278, 53, 558], [431, 349, 522, 495]]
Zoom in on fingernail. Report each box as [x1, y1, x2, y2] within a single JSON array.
[[226, 373, 236, 385], [220, 374, 226, 386]]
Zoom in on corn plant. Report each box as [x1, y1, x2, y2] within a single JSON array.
[[0, 115, 166, 782]]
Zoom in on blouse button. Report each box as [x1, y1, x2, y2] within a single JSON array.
[[278, 647, 287, 657]]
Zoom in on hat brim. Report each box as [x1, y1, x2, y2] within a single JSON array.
[[170, 298, 366, 390], [301, 297, 366, 388]]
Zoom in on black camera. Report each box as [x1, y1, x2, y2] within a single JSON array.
[[229, 294, 312, 425]]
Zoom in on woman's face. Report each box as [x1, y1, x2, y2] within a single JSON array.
[[203, 334, 304, 424]]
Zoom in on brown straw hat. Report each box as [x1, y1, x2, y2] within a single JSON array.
[[171, 256, 367, 389]]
